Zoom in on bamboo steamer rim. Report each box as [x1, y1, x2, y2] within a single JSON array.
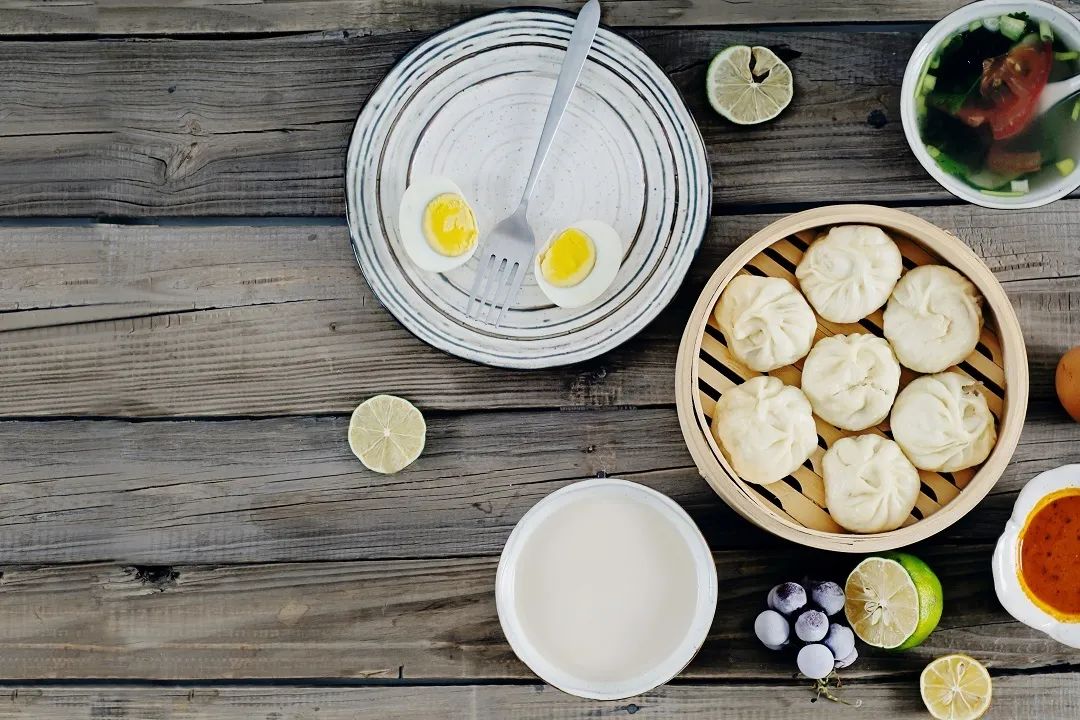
[[675, 204, 1029, 552]]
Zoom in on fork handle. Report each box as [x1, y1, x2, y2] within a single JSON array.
[[517, 0, 601, 210]]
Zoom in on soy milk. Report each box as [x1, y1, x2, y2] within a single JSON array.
[[499, 480, 715, 697]]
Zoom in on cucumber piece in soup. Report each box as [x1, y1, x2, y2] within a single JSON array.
[[1039, 20, 1054, 42], [1000, 15, 1027, 41], [967, 170, 1014, 191]]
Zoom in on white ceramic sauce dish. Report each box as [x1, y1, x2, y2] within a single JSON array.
[[992, 464, 1080, 648], [901, 0, 1080, 209], [495, 478, 717, 700]]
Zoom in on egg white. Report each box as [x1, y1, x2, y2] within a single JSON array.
[[398, 176, 479, 273], [534, 220, 622, 309]]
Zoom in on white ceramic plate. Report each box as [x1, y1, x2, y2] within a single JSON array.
[[495, 478, 717, 699], [346, 9, 711, 368], [993, 464, 1080, 648]]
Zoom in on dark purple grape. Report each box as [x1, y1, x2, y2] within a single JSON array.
[[794, 609, 828, 642], [822, 624, 855, 660], [754, 609, 790, 650], [808, 580, 845, 616], [834, 646, 858, 669], [797, 644, 834, 680], [767, 582, 807, 615]]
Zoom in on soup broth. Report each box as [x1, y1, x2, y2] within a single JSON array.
[[1018, 488, 1080, 619], [917, 13, 1079, 197]]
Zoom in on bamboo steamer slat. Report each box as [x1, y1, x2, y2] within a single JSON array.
[[675, 205, 1028, 552]]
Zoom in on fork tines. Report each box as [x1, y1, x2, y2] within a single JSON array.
[[466, 253, 525, 327]]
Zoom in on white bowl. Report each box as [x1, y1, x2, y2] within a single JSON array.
[[901, 0, 1080, 209], [495, 478, 717, 700], [992, 464, 1080, 648]]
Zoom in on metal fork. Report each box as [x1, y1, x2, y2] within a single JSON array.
[[465, 0, 602, 327]]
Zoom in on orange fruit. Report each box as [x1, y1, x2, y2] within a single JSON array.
[[1056, 346, 1080, 423]]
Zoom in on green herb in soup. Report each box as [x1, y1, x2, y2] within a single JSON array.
[[917, 13, 1079, 195]]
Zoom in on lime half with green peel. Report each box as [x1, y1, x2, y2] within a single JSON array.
[[845, 553, 943, 650], [884, 551, 943, 650], [845, 556, 920, 649], [348, 395, 426, 474], [706, 45, 793, 124]]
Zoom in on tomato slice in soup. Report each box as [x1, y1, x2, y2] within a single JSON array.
[[955, 42, 1053, 140]]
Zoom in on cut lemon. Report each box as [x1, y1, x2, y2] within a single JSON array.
[[706, 45, 793, 124], [348, 395, 426, 474], [844, 556, 919, 649], [921, 654, 992, 720]]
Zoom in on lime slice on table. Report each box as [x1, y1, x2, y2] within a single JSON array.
[[921, 654, 992, 720], [348, 394, 426, 474], [706, 45, 793, 124]]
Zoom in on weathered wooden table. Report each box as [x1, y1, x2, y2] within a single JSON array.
[[2, 1, 1079, 717]]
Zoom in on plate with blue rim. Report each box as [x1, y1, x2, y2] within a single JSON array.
[[346, 8, 711, 368]]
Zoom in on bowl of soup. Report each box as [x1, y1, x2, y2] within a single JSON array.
[[901, 0, 1080, 208], [993, 464, 1080, 647]]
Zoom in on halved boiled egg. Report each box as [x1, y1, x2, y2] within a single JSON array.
[[398, 176, 479, 273], [534, 220, 622, 309]]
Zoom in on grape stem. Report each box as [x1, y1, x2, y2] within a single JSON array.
[[810, 672, 863, 707]]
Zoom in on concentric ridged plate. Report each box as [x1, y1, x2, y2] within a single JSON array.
[[346, 9, 710, 368]]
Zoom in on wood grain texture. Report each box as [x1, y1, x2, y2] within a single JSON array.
[[10, 1, 1078, 35], [0, 402, 1075, 563], [0, 27, 999, 216], [0, 677, 1078, 719], [0, 548, 1077, 680], [2, 202, 1077, 417]]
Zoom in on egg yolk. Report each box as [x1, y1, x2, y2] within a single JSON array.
[[422, 193, 478, 257], [539, 228, 596, 288]]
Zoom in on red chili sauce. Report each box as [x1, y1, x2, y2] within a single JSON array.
[[1018, 489, 1080, 619]]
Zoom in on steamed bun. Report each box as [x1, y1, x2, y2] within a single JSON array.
[[822, 435, 920, 534], [890, 372, 997, 472], [801, 333, 901, 431], [713, 275, 816, 372], [883, 265, 983, 373], [710, 376, 818, 485], [796, 225, 903, 323]]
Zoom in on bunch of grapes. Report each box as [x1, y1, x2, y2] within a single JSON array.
[[754, 580, 858, 680]]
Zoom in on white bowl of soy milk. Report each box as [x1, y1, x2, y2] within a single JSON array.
[[495, 478, 718, 700]]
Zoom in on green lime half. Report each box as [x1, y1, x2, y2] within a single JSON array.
[[883, 551, 943, 650], [706, 45, 793, 124]]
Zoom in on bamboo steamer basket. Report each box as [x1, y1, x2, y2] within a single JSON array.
[[675, 205, 1027, 552]]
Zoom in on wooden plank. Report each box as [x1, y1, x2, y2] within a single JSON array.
[[0, 28, 988, 216], [0, 676, 1078, 719], [10, 1, 1079, 35], [0, 547, 1077, 680], [1, 201, 1077, 416], [0, 402, 1074, 563]]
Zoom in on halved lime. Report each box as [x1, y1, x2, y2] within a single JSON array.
[[706, 45, 793, 124], [844, 556, 920, 649], [884, 551, 943, 650], [348, 395, 426, 474]]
